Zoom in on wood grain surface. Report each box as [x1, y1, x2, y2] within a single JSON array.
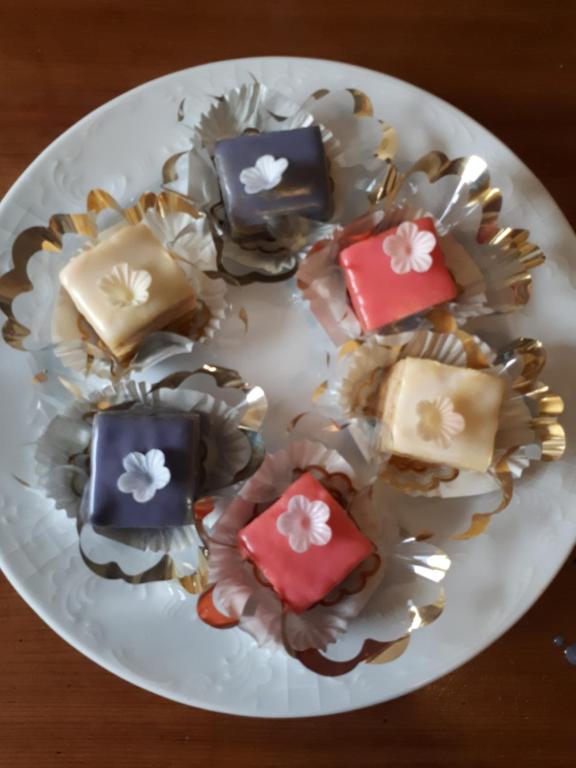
[[1, 1, 575, 766]]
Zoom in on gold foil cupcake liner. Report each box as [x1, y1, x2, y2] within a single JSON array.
[[33, 364, 267, 586], [0, 190, 229, 380], [319, 328, 565, 538], [195, 440, 450, 676], [162, 81, 397, 283], [295, 150, 545, 344]]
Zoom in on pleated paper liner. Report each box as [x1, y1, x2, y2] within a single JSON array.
[[33, 365, 267, 586], [0, 190, 229, 380], [316, 324, 564, 539], [162, 80, 397, 283], [195, 440, 450, 677], [295, 150, 544, 345]]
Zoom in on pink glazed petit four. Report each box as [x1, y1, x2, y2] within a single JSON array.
[[339, 217, 458, 332], [238, 472, 373, 613]]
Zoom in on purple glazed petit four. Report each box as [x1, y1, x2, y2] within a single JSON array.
[[213, 126, 332, 237], [89, 410, 201, 528]]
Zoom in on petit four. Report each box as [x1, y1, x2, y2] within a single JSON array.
[[59, 222, 197, 359], [238, 472, 373, 613], [213, 126, 333, 237], [339, 217, 457, 332], [378, 358, 505, 472], [89, 410, 202, 528]]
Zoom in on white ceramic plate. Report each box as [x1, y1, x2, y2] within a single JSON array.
[[0, 57, 574, 718]]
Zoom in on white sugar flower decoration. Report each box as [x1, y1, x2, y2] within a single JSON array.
[[417, 397, 466, 449], [239, 155, 289, 195], [117, 449, 171, 503], [98, 263, 152, 308], [383, 221, 436, 275], [276, 495, 332, 554]]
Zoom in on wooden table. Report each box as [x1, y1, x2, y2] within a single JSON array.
[[1, 1, 575, 766]]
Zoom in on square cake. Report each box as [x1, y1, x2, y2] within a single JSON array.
[[59, 222, 197, 359], [89, 410, 202, 528], [378, 358, 505, 472], [339, 217, 458, 332], [213, 126, 333, 237], [237, 472, 373, 613]]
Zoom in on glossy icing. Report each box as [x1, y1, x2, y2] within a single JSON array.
[[89, 410, 201, 528], [379, 358, 505, 472], [214, 126, 332, 237], [339, 217, 457, 331], [59, 222, 197, 358], [237, 472, 373, 613]]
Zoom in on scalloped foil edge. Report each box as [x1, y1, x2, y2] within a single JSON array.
[[36, 364, 267, 584], [0, 189, 229, 380], [197, 440, 450, 676], [331, 329, 565, 538], [162, 82, 398, 284], [296, 149, 545, 345]]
